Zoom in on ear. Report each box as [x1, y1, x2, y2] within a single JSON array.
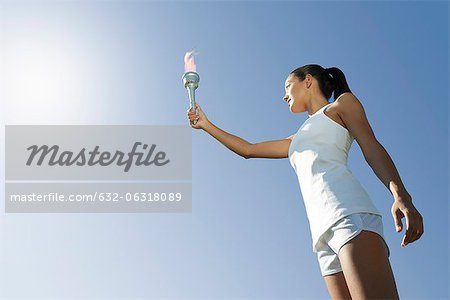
[[305, 74, 313, 87]]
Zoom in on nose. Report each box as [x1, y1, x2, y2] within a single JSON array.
[[283, 94, 289, 102]]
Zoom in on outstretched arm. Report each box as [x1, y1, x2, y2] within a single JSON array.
[[187, 103, 292, 159], [336, 93, 424, 248], [203, 120, 252, 158]]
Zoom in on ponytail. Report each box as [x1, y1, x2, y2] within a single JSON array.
[[290, 64, 352, 101]]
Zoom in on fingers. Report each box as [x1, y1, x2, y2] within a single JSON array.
[[186, 102, 206, 129], [186, 109, 199, 126], [392, 199, 425, 248], [187, 110, 198, 117], [392, 209, 403, 232], [187, 111, 199, 120], [402, 209, 424, 247], [188, 115, 199, 124], [402, 211, 414, 247], [187, 106, 200, 115], [411, 211, 424, 243], [418, 213, 424, 239]]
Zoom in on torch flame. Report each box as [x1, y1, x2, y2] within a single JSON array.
[[184, 49, 199, 73]]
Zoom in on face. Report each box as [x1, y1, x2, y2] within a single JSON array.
[[283, 74, 308, 113]]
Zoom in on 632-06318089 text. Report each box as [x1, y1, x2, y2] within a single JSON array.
[[9, 192, 184, 202]]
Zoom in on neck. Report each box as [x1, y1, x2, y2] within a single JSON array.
[[307, 96, 329, 116]]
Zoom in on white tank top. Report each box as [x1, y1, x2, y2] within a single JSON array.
[[288, 97, 381, 253]]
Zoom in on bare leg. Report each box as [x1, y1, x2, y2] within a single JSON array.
[[338, 230, 400, 299], [324, 271, 352, 300]]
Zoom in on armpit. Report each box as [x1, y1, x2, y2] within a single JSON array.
[[286, 134, 295, 141]]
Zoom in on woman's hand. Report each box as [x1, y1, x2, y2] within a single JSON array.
[[391, 195, 424, 247], [187, 102, 209, 130]]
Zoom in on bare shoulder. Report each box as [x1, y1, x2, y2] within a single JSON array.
[[321, 92, 358, 129], [331, 92, 365, 116], [330, 92, 379, 152]]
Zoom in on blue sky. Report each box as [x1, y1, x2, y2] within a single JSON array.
[[0, 1, 448, 299]]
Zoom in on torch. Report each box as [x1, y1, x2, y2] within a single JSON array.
[[182, 50, 200, 125]]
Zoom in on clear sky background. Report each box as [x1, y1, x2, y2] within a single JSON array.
[[0, 1, 448, 299]]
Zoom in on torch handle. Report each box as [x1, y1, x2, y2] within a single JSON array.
[[187, 86, 198, 125], [183, 72, 200, 126]]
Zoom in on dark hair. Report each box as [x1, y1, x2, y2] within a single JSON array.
[[290, 64, 351, 101]]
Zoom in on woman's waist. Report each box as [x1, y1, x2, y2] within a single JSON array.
[[297, 170, 369, 198]]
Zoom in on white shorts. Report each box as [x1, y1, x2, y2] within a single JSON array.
[[316, 212, 390, 277]]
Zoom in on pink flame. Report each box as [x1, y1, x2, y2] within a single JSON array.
[[184, 49, 198, 73]]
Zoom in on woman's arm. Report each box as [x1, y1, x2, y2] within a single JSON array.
[[202, 120, 251, 158], [336, 93, 424, 247], [364, 141, 424, 247], [335, 94, 409, 197], [187, 103, 292, 159], [363, 142, 409, 199]]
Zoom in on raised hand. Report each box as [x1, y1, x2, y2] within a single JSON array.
[[187, 103, 208, 130]]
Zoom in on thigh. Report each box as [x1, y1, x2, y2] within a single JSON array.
[[324, 271, 352, 300], [338, 230, 400, 299]]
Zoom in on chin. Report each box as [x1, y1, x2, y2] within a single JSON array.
[[289, 106, 298, 113], [291, 106, 304, 114]]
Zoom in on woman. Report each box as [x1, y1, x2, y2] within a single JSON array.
[[186, 64, 424, 299]]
